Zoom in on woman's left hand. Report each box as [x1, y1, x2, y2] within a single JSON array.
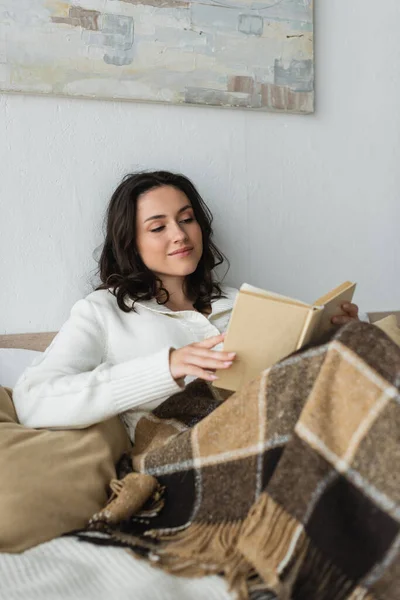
[[331, 303, 360, 326]]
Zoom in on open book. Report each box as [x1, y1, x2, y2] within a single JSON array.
[[214, 281, 356, 392]]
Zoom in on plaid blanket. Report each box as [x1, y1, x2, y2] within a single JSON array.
[[76, 322, 400, 600]]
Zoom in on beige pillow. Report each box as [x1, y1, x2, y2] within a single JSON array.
[[0, 386, 131, 553], [374, 315, 400, 348]]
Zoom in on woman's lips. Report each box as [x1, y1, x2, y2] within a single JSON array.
[[169, 247, 193, 257]]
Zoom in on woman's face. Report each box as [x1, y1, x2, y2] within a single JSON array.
[[135, 185, 203, 281]]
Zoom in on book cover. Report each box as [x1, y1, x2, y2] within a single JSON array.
[[214, 281, 355, 392]]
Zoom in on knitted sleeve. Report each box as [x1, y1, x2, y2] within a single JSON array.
[[12, 298, 182, 429]]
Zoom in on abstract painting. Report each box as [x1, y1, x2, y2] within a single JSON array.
[[0, 1, 314, 113]]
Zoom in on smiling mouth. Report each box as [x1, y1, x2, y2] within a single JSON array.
[[169, 247, 193, 257]]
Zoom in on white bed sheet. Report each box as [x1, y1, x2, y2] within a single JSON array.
[[0, 348, 42, 388], [0, 536, 234, 600]]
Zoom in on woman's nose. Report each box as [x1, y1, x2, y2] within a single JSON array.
[[171, 223, 188, 242]]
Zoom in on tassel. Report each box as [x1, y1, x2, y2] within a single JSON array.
[[347, 588, 373, 600], [89, 472, 159, 526], [291, 539, 355, 600], [237, 492, 307, 597]]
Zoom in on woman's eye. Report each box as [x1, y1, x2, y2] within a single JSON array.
[[150, 218, 193, 232]]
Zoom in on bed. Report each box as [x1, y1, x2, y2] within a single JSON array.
[[1, 314, 399, 600], [0, 331, 234, 600]]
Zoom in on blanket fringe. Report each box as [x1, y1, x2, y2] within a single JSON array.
[[347, 588, 375, 600], [292, 543, 357, 600], [119, 492, 359, 600], [238, 493, 359, 600], [237, 492, 308, 599], [108, 493, 304, 599], [114, 519, 252, 598]]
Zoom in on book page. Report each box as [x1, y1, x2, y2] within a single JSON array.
[[297, 306, 324, 349], [313, 281, 355, 308], [240, 283, 310, 308]]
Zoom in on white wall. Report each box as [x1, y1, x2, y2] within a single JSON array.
[[1, 0, 399, 334]]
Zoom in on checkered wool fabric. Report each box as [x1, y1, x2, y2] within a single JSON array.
[[78, 322, 400, 600]]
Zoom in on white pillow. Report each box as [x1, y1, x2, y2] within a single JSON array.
[[0, 349, 43, 389]]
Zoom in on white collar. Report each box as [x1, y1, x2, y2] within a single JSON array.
[[135, 286, 237, 319]]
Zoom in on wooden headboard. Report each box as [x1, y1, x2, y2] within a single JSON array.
[[0, 332, 57, 352], [0, 312, 399, 352]]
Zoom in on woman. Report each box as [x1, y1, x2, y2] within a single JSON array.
[[13, 170, 360, 441]]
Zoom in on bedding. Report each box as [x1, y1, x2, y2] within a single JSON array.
[[0, 536, 233, 600], [0, 386, 131, 552], [0, 350, 233, 599], [0, 316, 399, 600], [373, 314, 400, 347], [76, 321, 400, 600], [0, 348, 42, 388]]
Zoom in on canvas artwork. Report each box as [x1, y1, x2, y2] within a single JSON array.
[[0, 0, 314, 114]]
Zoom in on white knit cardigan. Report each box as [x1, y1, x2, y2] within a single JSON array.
[[13, 286, 238, 439]]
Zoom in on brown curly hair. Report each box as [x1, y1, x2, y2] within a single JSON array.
[[95, 170, 229, 313]]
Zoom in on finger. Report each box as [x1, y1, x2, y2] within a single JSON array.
[[189, 347, 236, 362], [342, 303, 359, 318], [183, 365, 219, 382], [195, 334, 226, 349], [184, 355, 234, 371]]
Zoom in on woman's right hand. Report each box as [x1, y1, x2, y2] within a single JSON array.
[[169, 333, 236, 383]]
